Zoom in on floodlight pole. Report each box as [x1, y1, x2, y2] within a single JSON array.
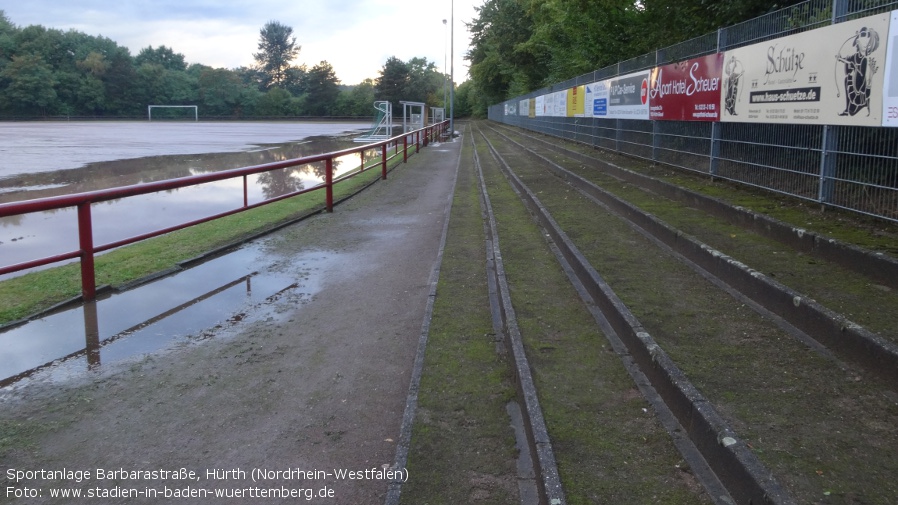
[[450, 0, 455, 137], [443, 19, 448, 113]]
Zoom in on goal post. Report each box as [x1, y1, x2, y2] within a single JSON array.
[[148, 105, 198, 121]]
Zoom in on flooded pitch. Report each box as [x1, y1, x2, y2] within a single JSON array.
[[0, 121, 372, 387], [0, 121, 369, 277]]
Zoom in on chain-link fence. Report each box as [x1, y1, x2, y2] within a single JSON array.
[[489, 0, 898, 222]]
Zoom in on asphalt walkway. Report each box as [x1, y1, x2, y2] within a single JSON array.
[[0, 134, 462, 504]]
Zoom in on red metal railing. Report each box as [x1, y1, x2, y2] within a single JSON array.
[[0, 121, 450, 300]]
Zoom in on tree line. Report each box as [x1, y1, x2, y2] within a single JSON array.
[[464, 0, 806, 116], [0, 14, 471, 119]]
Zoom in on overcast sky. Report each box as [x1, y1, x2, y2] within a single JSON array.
[[1, 0, 482, 85]]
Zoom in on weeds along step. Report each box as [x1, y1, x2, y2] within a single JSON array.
[[488, 124, 898, 385]]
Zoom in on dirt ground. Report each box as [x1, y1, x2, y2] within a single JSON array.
[[0, 139, 461, 504]]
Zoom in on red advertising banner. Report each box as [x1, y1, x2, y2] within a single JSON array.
[[648, 53, 725, 121]]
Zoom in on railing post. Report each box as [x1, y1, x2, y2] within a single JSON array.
[[403, 135, 408, 163], [325, 157, 334, 212], [381, 144, 388, 180], [415, 131, 420, 153], [243, 174, 248, 207], [360, 150, 365, 173], [77, 202, 97, 301]]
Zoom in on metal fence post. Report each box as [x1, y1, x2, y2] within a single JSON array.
[[615, 119, 622, 152], [710, 121, 722, 178], [77, 202, 96, 300], [832, 0, 848, 24], [325, 157, 334, 213], [381, 144, 388, 180], [818, 125, 838, 206]]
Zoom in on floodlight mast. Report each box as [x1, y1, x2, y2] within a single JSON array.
[[450, 0, 454, 137]]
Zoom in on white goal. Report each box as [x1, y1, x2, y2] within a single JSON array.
[[147, 105, 198, 121]]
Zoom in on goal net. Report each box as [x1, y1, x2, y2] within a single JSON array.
[[148, 105, 198, 121]]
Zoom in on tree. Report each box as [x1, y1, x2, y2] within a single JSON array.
[[375, 56, 409, 102], [0, 10, 18, 61], [335, 78, 376, 116], [254, 87, 294, 116], [303, 60, 340, 116], [198, 67, 244, 116], [0, 53, 58, 115], [135, 45, 187, 71], [253, 21, 299, 89]]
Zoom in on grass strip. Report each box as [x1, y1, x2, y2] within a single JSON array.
[[0, 158, 398, 326], [401, 131, 519, 504], [474, 126, 710, 504]]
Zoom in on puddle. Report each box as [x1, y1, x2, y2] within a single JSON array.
[[0, 242, 343, 391]]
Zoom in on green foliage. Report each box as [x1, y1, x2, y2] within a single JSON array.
[[0, 12, 456, 118], [135, 45, 187, 71], [0, 53, 57, 114], [465, 0, 806, 111], [253, 20, 300, 89], [302, 61, 340, 116], [375, 55, 447, 116]]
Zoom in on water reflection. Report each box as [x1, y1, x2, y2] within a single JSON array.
[[0, 137, 378, 278], [0, 244, 330, 389]]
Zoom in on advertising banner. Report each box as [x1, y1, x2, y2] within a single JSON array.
[[519, 98, 531, 118], [534, 95, 545, 116], [649, 53, 724, 121], [883, 10, 898, 127], [552, 90, 567, 117], [584, 81, 608, 118], [721, 12, 891, 126], [567, 85, 586, 116], [607, 71, 650, 119], [540, 92, 551, 116]]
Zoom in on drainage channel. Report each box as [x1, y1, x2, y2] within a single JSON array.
[[474, 121, 898, 503]]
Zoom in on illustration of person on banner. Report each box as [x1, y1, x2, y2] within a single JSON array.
[[835, 26, 880, 116], [724, 56, 744, 116]]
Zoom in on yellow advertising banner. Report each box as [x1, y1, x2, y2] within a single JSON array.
[[567, 86, 585, 117], [721, 12, 891, 126]]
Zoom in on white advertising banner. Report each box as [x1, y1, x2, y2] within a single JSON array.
[[553, 90, 567, 117], [534, 95, 545, 117], [721, 12, 891, 126], [584, 81, 609, 118], [883, 10, 898, 126]]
